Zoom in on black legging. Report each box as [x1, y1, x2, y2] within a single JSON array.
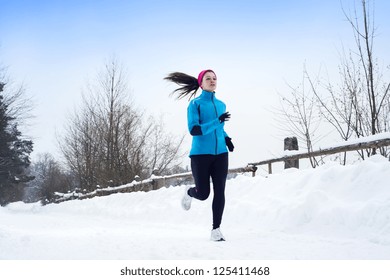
[[188, 153, 228, 229]]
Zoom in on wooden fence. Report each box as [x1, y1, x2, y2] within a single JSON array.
[[248, 137, 390, 174], [54, 136, 390, 203], [54, 165, 257, 203]]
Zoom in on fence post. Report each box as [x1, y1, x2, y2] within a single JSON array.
[[268, 162, 272, 174], [284, 137, 299, 169]]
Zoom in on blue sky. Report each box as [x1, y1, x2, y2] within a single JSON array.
[[1, 0, 390, 169]]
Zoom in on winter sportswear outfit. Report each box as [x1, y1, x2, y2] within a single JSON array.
[[187, 90, 230, 156], [186, 90, 232, 230]]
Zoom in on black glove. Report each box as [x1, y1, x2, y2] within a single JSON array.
[[225, 137, 234, 152], [219, 112, 231, 123]]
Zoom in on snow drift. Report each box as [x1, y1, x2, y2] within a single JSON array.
[[1, 155, 389, 259]]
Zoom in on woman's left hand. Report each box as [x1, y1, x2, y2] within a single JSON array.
[[225, 137, 234, 152]]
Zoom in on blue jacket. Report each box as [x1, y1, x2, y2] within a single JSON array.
[[187, 90, 229, 156]]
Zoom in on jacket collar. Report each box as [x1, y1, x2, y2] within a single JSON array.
[[200, 90, 215, 100]]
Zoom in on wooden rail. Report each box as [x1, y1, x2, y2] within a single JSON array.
[[248, 137, 390, 174], [54, 165, 257, 203], [54, 136, 390, 203]]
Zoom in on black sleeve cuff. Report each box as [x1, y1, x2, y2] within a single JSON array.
[[190, 125, 202, 136]]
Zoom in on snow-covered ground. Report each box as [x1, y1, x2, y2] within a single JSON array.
[[1, 155, 390, 260]]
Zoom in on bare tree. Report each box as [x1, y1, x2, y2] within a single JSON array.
[[340, 0, 390, 155], [0, 65, 34, 127], [305, 59, 358, 164], [276, 68, 322, 167], [278, 0, 390, 164], [26, 153, 73, 204], [59, 58, 184, 191], [146, 116, 185, 175]]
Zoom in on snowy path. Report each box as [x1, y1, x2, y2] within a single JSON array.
[[1, 155, 390, 260]]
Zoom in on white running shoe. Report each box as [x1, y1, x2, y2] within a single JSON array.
[[181, 186, 192, 210], [210, 228, 225, 241]]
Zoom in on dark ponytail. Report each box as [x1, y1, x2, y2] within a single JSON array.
[[164, 72, 200, 100]]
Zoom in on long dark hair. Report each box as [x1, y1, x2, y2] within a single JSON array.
[[164, 72, 200, 100]]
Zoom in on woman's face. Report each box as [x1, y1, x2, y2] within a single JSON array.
[[201, 71, 217, 92]]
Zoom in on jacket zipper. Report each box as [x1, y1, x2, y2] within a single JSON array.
[[212, 94, 218, 155]]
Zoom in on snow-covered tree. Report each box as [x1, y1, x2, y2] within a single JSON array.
[[0, 80, 34, 206]]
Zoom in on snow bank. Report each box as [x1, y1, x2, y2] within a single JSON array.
[[1, 155, 389, 259]]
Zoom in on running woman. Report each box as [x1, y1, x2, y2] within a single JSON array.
[[164, 69, 234, 241]]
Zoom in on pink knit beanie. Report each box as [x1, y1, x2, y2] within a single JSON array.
[[197, 69, 216, 88]]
